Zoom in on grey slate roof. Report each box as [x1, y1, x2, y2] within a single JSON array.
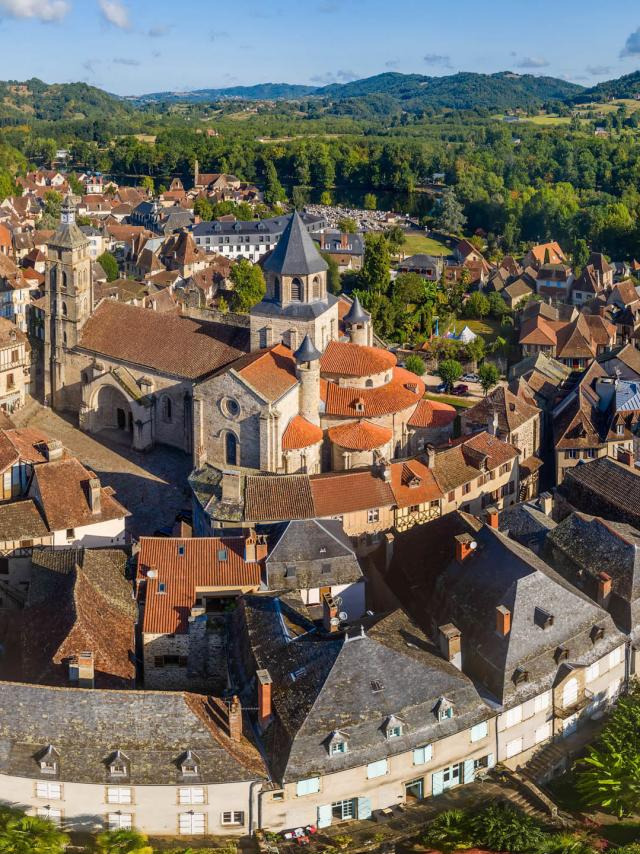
[[428, 523, 623, 705], [559, 457, 640, 529], [499, 499, 557, 555], [232, 595, 490, 784], [0, 683, 267, 784], [265, 519, 363, 592], [263, 211, 328, 276], [193, 211, 324, 239], [294, 334, 321, 363], [343, 294, 369, 325]]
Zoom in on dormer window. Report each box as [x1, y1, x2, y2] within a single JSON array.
[[181, 750, 200, 777], [354, 398, 365, 413], [328, 731, 349, 756], [384, 715, 404, 739], [513, 666, 529, 685], [591, 624, 605, 643], [434, 697, 454, 722], [534, 607, 554, 630], [109, 750, 129, 778], [39, 745, 59, 775], [554, 646, 569, 663]]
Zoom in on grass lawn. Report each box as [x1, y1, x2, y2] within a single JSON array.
[[424, 392, 475, 410], [400, 233, 450, 257], [461, 318, 514, 345]]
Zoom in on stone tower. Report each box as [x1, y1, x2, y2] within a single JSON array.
[[250, 211, 339, 352], [343, 295, 373, 346], [294, 334, 321, 426], [44, 195, 92, 409]]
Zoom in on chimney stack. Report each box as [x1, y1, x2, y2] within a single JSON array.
[[341, 233, 349, 250], [597, 572, 612, 606], [618, 448, 634, 468], [438, 623, 462, 670], [488, 410, 499, 437], [486, 507, 499, 529], [88, 477, 101, 515], [454, 533, 476, 564], [384, 531, 395, 569], [221, 471, 242, 504], [256, 669, 272, 730], [425, 443, 435, 469], [45, 439, 63, 462], [538, 491, 553, 516], [228, 695, 242, 742], [69, 651, 94, 688], [244, 530, 257, 563], [322, 592, 339, 633], [496, 605, 511, 637]]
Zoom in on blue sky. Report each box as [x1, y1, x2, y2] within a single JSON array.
[[1, 0, 640, 95]]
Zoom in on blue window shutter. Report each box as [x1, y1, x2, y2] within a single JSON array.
[[487, 753, 495, 768], [357, 797, 372, 820], [464, 758, 475, 784], [432, 770, 444, 797], [317, 804, 332, 828]]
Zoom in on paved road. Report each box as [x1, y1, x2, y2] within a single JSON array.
[[13, 402, 192, 541]]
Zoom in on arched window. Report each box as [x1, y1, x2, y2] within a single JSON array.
[[50, 267, 56, 288], [62, 302, 68, 317], [161, 395, 172, 422], [225, 432, 238, 466], [274, 277, 281, 302], [312, 276, 321, 299], [290, 277, 302, 301], [63, 331, 67, 345], [365, 379, 374, 388], [61, 271, 67, 289]]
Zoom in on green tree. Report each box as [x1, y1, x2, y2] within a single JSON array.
[[263, 160, 286, 206], [464, 291, 490, 318], [471, 803, 546, 854], [0, 810, 69, 854], [229, 259, 266, 313], [97, 251, 119, 282], [291, 185, 309, 210], [68, 172, 84, 195], [479, 362, 500, 395], [360, 233, 390, 294], [320, 190, 333, 206], [96, 828, 153, 854], [337, 216, 358, 234], [384, 225, 406, 254], [39, 190, 63, 229], [488, 291, 509, 320], [193, 196, 213, 221], [572, 237, 590, 273], [438, 358, 463, 391], [465, 335, 486, 369], [421, 809, 473, 854], [405, 354, 426, 376], [363, 192, 377, 210], [321, 251, 341, 295], [436, 187, 467, 236], [140, 175, 155, 194]]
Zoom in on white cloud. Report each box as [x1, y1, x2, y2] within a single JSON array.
[[516, 56, 550, 69], [0, 0, 70, 21], [98, 0, 129, 29]]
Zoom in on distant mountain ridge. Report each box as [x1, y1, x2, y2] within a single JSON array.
[[572, 70, 640, 102], [133, 82, 317, 103], [0, 77, 133, 121]]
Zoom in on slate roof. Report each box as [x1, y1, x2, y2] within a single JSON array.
[[265, 519, 362, 592], [559, 456, 640, 528], [499, 498, 557, 555], [0, 683, 266, 784], [79, 300, 249, 380], [263, 211, 328, 276], [232, 596, 490, 783]]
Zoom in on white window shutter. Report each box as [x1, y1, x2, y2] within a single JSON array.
[[317, 804, 332, 828], [463, 758, 475, 784], [432, 770, 444, 796], [357, 797, 371, 820]]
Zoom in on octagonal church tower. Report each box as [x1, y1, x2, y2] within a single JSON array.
[[250, 211, 339, 353]]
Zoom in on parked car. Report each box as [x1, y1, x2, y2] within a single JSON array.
[[462, 373, 480, 383], [436, 383, 448, 393], [452, 384, 469, 396]]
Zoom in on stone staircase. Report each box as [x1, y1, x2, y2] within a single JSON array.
[[523, 741, 570, 784]]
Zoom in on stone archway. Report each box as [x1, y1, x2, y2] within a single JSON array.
[[94, 384, 133, 442]]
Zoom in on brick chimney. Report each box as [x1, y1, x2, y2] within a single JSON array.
[[618, 448, 634, 467], [341, 233, 349, 250], [438, 623, 462, 670], [45, 439, 63, 462], [256, 669, 272, 730], [425, 443, 435, 469], [597, 572, 612, 605], [454, 533, 476, 564], [228, 695, 242, 742], [69, 651, 95, 688], [384, 531, 394, 569], [496, 605, 511, 637], [486, 507, 499, 529], [88, 477, 101, 515], [322, 592, 339, 633]]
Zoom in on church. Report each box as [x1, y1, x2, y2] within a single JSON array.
[[44, 200, 444, 473]]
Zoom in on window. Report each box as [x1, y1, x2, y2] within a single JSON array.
[[291, 277, 303, 301], [6, 373, 14, 390], [161, 396, 172, 422], [504, 705, 522, 728], [179, 787, 205, 805], [110, 760, 128, 777], [107, 787, 131, 805], [617, 424, 625, 436], [179, 813, 205, 835], [332, 799, 355, 821], [367, 759, 388, 779], [65, 528, 75, 541], [586, 662, 599, 683], [387, 725, 402, 739], [108, 813, 132, 830], [367, 508, 380, 524], [470, 721, 488, 743], [330, 741, 347, 756], [609, 646, 623, 669], [413, 744, 433, 765], [534, 692, 551, 713], [36, 782, 61, 800], [11, 349, 18, 363], [448, 491, 455, 502], [181, 752, 199, 776], [296, 777, 320, 797], [565, 450, 579, 460], [499, 463, 510, 475], [462, 482, 471, 495], [38, 807, 61, 825], [562, 678, 578, 708], [225, 432, 238, 466], [506, 737, 523, 759], [221, 811, 244, 826], [535, 722, 552, 744]]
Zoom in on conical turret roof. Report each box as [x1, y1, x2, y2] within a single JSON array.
[[294, 334, 321, 363], [263, 211, 328, 277], [343, 294, 370, 325]]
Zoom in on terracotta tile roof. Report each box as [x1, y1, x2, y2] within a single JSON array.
[[244, 474, 315, 522], [610, 280, 639, 306], [79, 300, 249, 380], [282, 415, 323, 451], [433, 431, 518, 493], [408, 398, 457, 429], [463, 385, 540, 434], [0, 317, 28, 349], [137, 537, 262, 635], [519, 316, 558, 347], [327, 419, 392, 451], [584, 314, 616, 346], [232, 344, 298, 401], [0, 500, 48, 540], [310, 469, 395, 516], [527, 241, 566, 265], [5, 427, 50, 465], [389, 458, 443, 508], [555, 313, 597, 359], [322, 367, 425, 417], [0, 430, 18, 473], [320, 340, 396, 377], [31, 457, 129, 533]]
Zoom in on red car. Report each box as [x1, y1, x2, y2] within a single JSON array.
[[453, 384, 469, 396]]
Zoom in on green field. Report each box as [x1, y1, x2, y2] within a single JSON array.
[[424, 392, 475, 409], [400, 232, 450, 256]]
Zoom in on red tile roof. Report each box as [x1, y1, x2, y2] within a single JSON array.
[[408, 398, 457, 429], [327, 420, 392, 451], [138, 537, 262, 634], [389, 458, 443, 507], [310, 469, 395, 516], [233, 344, 298, 401], [282, 415, 323, 450], [320, 340, 396, 377], [323, 368, 424, 417], [244, 474, 315, 522]]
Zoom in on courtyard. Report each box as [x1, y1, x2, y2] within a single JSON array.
[[13, 401, 193, 540]]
